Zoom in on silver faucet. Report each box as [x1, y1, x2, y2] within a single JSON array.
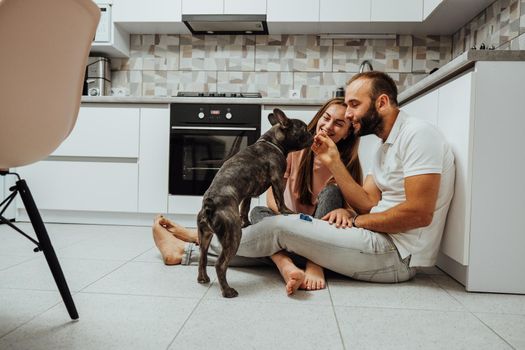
[[359, 60, 374, 73]]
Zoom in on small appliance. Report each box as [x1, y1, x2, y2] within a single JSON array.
[[84, 56, 111, 96]]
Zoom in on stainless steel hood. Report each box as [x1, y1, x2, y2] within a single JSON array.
[[182, 14, 268, 35]]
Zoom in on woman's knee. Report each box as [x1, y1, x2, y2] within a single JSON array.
[[315, 184, 344, 218], [249, 206, 277, 224]]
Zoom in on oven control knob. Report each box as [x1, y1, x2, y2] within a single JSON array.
[[198, 112, 205, 119], [225, 112, 232, 120]]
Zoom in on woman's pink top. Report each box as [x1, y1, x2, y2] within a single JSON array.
[[283, 150, 333, 215]]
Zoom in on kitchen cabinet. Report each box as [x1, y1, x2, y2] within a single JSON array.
[[15, 105, 172, 223], [423, 0, 442, 19], [182, 0, 266, 15], [182, 0, 223, 14], [401, 89, 438, 126], [17, 161, 139, 213], [224, 0, 266, 14], [371, 0, 423, 22], [138, 106, 170, 214], [267, 0, 319, 22], [91, 3, 130, 57], [319, 0, 371, 22], [111, 0, 187, 34], [261, 105, 318, 134], [401, 61, 525, 294], [52, 107, 140, 158]]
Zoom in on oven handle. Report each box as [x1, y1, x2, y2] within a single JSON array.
[[171, 126, 257, 131]]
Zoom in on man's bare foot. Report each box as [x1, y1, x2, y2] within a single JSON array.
[[271, 252, 305, 295], [156, 214, 199, 243], [300, 261, 326, 290], [152, 217, 186, 265]]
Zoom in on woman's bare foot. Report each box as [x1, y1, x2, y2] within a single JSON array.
[[152, 216, 187, 265], [271, 252, 305, 295], [300, 261, 326, 290], [156, 214, 199, 244]]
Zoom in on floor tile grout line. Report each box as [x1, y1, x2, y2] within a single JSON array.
[[73, 245, 158, 294], [165, 280, 215, 350], [0, 255, 40, 272], [327, 282, 347, 350], [0, 299, 65, 341], [469, 312, 517, 349], [430, 275, 517, 349]]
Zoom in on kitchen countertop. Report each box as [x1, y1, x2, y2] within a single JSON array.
[[398, 49, 525, 105], [81, 95, 327, 106]]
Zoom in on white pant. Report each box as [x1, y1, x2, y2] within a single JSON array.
[[182, 214, 416, 283]]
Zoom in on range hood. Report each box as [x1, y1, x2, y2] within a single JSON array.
[[182, 14, 268, 35]]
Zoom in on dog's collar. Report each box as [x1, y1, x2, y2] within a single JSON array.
[[257, 138, 285, 156]]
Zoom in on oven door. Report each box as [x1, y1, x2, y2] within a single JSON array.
[[169, 126, 259, 196]]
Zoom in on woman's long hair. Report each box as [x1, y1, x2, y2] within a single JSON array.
[[295, 97, 363, 206]]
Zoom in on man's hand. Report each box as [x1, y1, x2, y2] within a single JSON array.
[[311, 131, 340, 168], [321, 208, 353, 228]]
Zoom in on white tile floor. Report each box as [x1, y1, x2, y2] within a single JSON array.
[[1, 222, 524, 350]]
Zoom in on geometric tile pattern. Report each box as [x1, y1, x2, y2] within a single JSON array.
[[332, 35, 413, 73], [452, 0, 522, 57], [255, 35, 333, 72]]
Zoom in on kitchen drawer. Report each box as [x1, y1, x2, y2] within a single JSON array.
[[52, 106, 140, 158], [17, 160, 139, 212]]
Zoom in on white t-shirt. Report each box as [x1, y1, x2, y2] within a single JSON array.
[[369, 111, 455, 267]]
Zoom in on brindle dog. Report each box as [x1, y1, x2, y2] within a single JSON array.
[[196, 108, 314, 298]]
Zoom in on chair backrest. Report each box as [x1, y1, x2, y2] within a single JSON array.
[[0, 0, 100, 169]]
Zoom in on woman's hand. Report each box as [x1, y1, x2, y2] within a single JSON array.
[[321, 208, 353, 228], [311, 131, 341, 168]]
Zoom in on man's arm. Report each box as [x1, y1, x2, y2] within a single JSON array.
[[312, 132, 380, 214], [329, 160, 381, 214], [353, 173, 440, 233]]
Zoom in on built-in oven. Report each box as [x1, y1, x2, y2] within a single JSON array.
[[169, 102, 261, 196]]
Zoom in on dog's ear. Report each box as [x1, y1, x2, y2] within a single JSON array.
[[268, 108, 291, 128]]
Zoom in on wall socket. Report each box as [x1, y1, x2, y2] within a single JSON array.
[[288, 89, 300, 99]]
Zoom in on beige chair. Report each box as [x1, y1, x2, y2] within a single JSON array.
[[0, 0, 100, 320]]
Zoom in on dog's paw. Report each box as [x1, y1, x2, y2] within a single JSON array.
[[222, 287, 239, 298], [197, 275, 210, 284]]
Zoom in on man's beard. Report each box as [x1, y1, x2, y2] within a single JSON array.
[[354, 102, 383, 137]]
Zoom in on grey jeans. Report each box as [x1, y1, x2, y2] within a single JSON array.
[[250, 183, 344, 224], [181, 214, 416, 283]]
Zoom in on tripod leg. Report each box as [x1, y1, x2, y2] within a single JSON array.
[[16, 179, 79, 320]]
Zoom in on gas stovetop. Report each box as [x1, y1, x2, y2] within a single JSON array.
[[176, 92, 262, 98]]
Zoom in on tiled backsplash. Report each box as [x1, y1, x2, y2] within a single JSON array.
[[111, 0, 523, 99], [452, 0, 525, 56]]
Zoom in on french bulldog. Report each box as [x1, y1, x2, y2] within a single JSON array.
[[196, 108, 314, 298]]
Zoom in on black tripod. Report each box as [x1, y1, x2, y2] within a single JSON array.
[[0, 170, 78, 320]]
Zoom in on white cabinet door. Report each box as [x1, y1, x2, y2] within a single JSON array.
[[53, 107, 140, 158], [371, 0, 422, 21], [224, 0, 266, 14], [423, 0, 442, 19], [112, 0, 182, 22], [320, 0, 371, 22], [182, 0, 223, 14], [261, 106, 319, 134], [138, 107, 170, 213], [17, 161, 139, 212], [267, 0, 319, 21], [402, 89, 439, 126], [437, 72, 474, 266]]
